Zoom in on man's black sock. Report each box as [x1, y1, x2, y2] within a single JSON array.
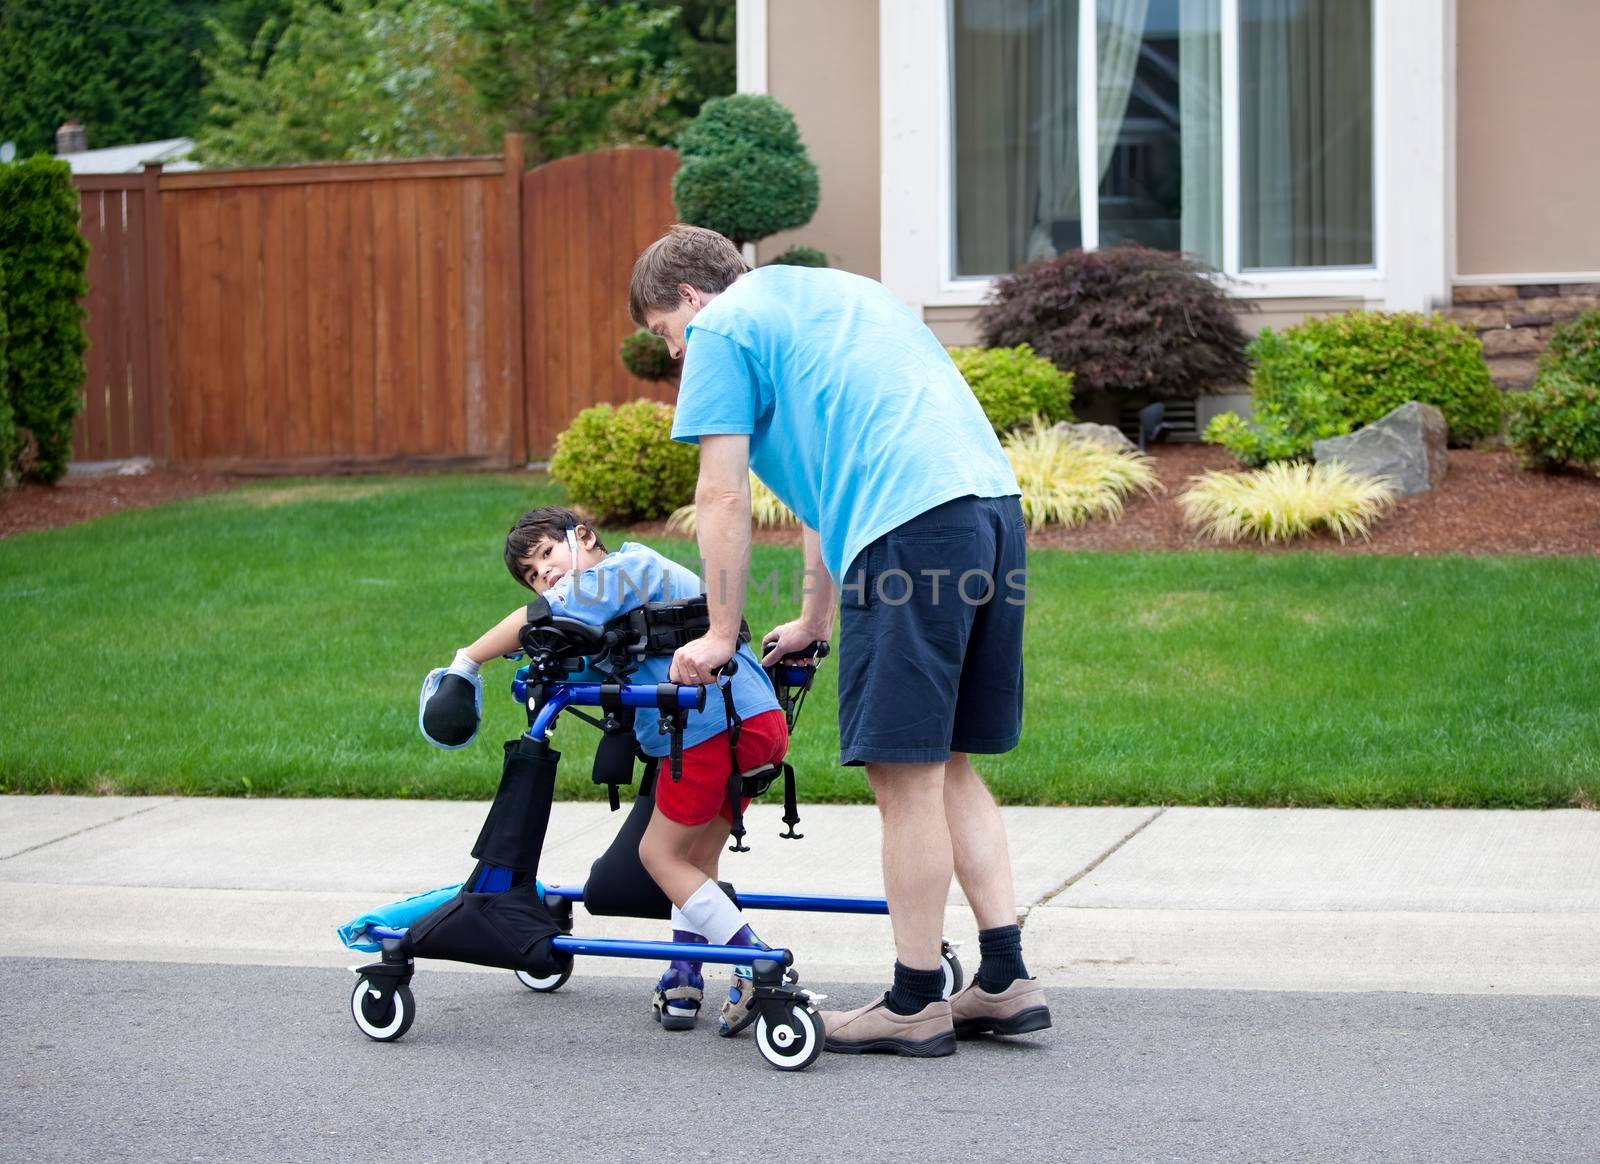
[[975, 924, 1029, 993], [885, 961, 946, 1016]]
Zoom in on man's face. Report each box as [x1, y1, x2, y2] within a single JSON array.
[[643, 283, 716, 360], [516, 527, 603, 594]]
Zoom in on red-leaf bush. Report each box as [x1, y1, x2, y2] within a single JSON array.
[[977, 245, 1249, 400]]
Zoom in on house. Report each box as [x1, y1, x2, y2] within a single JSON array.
[[737, 0, 1599, 423]]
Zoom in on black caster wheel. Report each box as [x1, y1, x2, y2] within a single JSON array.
[[754, 1002, 825, 1072], [350, 976, 415, 1042], [940, 941, 965, 999], [514, 964, 573, 993]]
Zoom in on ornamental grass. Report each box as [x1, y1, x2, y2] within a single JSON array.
[[1003, 419, 1161, 530], [1179, 460, 1396, 544], [667, 473, 799, 534]]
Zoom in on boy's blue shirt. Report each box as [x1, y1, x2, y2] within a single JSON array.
[[544, 541, 779, 757], [669, 265, 1020, 581]]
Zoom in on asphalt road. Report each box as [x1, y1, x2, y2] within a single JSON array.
[[4, 957, 1598, 1163]]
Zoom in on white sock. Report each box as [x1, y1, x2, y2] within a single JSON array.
[[669, 905, 698, 935], [678, 880, 749, 947]]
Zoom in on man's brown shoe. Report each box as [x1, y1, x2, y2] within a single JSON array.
[[820, 996, 956, 1057], [950, 978, 1053, 1038]]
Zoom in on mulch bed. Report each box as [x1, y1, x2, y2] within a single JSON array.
[[4, 446, 1597, 555], [0, 468, 235, 540], [629, 443, 1600, 557]]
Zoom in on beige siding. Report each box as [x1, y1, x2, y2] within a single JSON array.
[[1456, 0, 1600, 276], [758, 0, 881, 277], [923, 296, 1369, 350]]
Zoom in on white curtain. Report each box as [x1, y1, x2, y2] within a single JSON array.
[[1094, 0, 1150, 181], [1241, 0, 1373, 268], [1179, 0, 1223, 264], [955, 0, 1060, 275], [1025, 3, 1082, 261]]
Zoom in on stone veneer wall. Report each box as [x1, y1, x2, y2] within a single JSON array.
[[1445, 282, 1600, 389]]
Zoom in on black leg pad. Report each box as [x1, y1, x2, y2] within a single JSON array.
[[472, 736, 559, 873], [406, 882, 568, 976]]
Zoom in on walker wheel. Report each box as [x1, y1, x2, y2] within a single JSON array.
[[754, 1003, 824, 1072], [940, 942, 965, 1000], [514, 964, 573, 993], [350, 976, 415, 1042]]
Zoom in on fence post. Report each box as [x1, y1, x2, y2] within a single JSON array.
[[141, 162, 170, 463], [502, 133, 527, 467]]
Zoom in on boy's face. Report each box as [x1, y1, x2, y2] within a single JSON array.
[[517, 526, 605, 594]]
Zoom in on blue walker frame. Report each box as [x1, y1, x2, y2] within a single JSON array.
[[348, 647, 963, 1071]]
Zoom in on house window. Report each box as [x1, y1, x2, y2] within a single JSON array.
[[950, 0, 1373, 278]]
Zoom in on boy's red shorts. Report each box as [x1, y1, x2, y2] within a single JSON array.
[[653, 709, 789, 827]]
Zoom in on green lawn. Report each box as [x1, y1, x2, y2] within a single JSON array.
[[2, 473, 1596, 806]]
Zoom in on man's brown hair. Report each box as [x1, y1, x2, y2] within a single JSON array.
[[628, 224, 748, 326]]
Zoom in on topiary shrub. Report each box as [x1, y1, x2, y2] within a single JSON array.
[[672, 94, 818, 248], [1537, 310, 1600, 386], [0, 156, 90, 484], [1206, 311, 1503, 466], [619, 329, 677, 381], [947, 344, 1074, 435], [977, 245, 1249, 401], [765, 245, 828, 268], [549, 399, 699, 524], [1506, 371, 1600, 475]]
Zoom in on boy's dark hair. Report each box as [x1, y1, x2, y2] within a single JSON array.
[[628, 224, 749, 326], [504, 506, 607, 589]]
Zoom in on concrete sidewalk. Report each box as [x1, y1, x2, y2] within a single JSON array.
[[2, 795, 1597, 995]]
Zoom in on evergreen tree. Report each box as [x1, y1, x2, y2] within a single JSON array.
[[0, 0, 211, 155]]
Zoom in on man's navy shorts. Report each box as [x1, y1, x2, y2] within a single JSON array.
[[837, 494, 1026, 766]]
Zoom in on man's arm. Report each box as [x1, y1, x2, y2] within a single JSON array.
[[669, 433, 751, 682], [757, 524, 835, 665]]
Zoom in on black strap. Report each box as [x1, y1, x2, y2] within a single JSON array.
[[720, 678, 750, 853], [780, 763, 802, 840]]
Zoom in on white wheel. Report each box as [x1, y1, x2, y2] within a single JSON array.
[[940, 945, 965, 999], [755, 1003, 824, 1072], [350, 976, 415, 1042], [514, 964, 573, 993]]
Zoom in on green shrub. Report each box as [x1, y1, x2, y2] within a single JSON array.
[[619, 329, 677, 381], [948, 344, 1074, 435], [1206, 311, 1503, 466], [0, 254, 12, 487], [1537, 310, 1600, 386], [0, 156, 89, 484], [549, 399, 699, 523], [1506, 371, 1600, 474], [977, 245, 1249, 400], [673, 94, 818, 247], [765, 245, 829, 268]]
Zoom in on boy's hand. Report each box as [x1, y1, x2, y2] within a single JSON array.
[[759, 620, 826, 667], [669, 633, 737, 686]]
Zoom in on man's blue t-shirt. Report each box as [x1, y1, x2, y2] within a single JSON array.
[[669, 266, 1020, 581], [545, 541, 779, 758]]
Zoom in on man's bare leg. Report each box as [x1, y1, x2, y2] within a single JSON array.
[[944, 752, 1017, 930], [866, 760, 952, 971]]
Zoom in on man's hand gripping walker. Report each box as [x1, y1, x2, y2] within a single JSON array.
[[347, 595, 963, 1072]]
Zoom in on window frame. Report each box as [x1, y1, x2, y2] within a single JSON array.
[[881, 0, 1451, 312]]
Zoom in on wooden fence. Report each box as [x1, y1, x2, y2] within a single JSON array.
[[71, 136, 680, 470], [75, 169, 165, 463]]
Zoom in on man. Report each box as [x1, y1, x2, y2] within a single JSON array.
[[630, 224, 1051, 1058]]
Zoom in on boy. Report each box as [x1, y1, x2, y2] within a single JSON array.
[[428, 506, 787, 1034]]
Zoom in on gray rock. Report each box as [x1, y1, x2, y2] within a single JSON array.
[[1312, 401, 1448, 496], [1051, 421, 1137, 452]]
